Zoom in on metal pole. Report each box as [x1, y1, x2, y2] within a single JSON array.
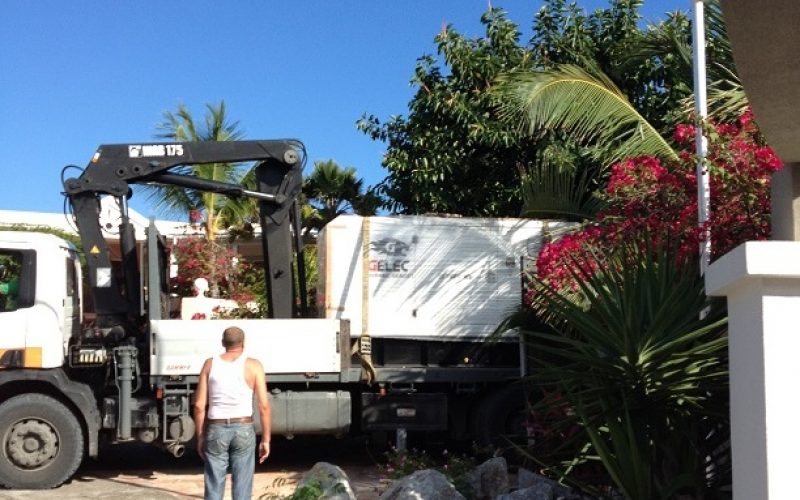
[[396, 427, 407, 452], [692, 0, 711, 275]]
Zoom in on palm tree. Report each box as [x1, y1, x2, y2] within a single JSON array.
[[616, 1, 746, 123], [492, 1, 748, 229], [495, 1, 743, 170], [351, 187, 383, 216], [302, 160, 372, 230], [149, 100, 246, 240]]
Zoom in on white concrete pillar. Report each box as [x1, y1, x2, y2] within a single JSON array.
[[706, 241, 800, 499]]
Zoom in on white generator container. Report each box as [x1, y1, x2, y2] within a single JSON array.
[[318, 215, 563, 341]]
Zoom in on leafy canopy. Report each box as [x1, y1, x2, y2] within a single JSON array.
[[358, 8, 533, 216], [360, 1, 708, 219]]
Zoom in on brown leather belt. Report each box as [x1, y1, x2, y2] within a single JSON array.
[[207, 417, 253, 424]]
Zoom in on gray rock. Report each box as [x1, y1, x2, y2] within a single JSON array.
[[379, 469, 466, 500], [295, 461, 357, 500], [497, 482, 555, 500], [514, 468, 572, 499], [516, 467, 540, 489], [464, 457, 509, 499]]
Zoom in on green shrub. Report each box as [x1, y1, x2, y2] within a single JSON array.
[[513, 234, 730, 499]]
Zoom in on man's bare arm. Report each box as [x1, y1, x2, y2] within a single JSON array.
[[250, 359, 271, 462], [193, 358, 212, 459]]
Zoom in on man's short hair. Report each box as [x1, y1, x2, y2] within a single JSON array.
[[222, 326, 245, 348]]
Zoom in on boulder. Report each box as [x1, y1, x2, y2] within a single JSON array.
[[464, 457, 509, 499], [517, 467, 540, 489], [379, 469, 466, 500], [295, 461, 357, 500], [497, 483, 555, 500], [515, 468, 573, 499]]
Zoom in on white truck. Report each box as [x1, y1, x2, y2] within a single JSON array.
[[0, 140, 562, 489]]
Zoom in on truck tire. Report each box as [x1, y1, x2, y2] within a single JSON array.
[[0, 394, 85, 489], [471, 384, 529, 451]]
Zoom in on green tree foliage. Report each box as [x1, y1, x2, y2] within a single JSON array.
[[360, 1, 714, 219], [528, 0, 743, 130], [498, 64, 680, 168], [499, 0, 742, 172], [531, 0, 694, 130], [359, 9, 534, 216], [690, 1, 747, 121]]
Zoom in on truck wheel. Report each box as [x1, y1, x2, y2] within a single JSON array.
[[471, 384, 529, 451], [0, 394, 85, 489]]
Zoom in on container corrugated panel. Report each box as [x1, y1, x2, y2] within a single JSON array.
[[318, 215, 564, 341]]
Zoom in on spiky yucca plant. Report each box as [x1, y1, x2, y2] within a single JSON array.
[[512, 234, 730, 499]]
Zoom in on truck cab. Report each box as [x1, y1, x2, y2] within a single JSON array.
[[0, 231, 81, 369]]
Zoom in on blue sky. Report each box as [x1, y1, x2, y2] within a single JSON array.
[[1, 1, 684, 218]]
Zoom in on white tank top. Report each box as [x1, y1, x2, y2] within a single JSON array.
[[207, 353, 253, 420]]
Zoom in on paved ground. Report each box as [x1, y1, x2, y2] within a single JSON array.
[[0, 437, 390, 499]]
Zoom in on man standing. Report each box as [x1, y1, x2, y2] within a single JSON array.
[[193, 326, 272, 500]]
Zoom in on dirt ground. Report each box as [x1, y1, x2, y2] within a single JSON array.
[[0, 437, 392, 500]]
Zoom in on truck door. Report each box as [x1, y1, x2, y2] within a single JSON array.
[[62, 250, 81, 344], [0, 250, 32, 367]]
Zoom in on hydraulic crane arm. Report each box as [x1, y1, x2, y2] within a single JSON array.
[[63, 140, 307, 328]]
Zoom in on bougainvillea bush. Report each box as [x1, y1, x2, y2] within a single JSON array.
[[536, 110, 783, 290], [509, 111, 780, 497], [170, 236, 257, 305]]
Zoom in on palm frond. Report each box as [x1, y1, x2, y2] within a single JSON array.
[[705, 0, 735, 80], [519, 146, 605, 221], [706, 77, 749, 123], [496, 65, 678, 165], [620, 11, 693, 85], [679, 0, 749, 122]]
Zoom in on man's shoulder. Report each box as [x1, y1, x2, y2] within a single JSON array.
[[245, 356, 265, 370], [198, 357, 213, 375]]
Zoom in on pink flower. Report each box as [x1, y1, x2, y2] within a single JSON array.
[[534, 108, 777, 290], [674, 123, 696, 144]]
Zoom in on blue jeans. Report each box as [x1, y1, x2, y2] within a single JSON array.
[[204, 423, 256, 500]]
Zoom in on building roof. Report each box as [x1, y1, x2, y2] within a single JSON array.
[[0, 197, 202, 240], [724, 0, 800, 163]]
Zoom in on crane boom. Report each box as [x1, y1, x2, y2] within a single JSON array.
[[63, 140, 306, 327]]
